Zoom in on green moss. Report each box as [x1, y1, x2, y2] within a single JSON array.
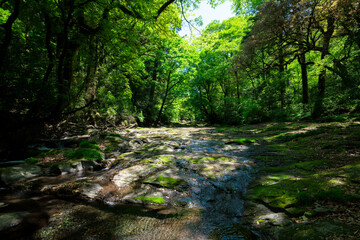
[[277, 129, 326, 142], [145, 175, 185, 188], [189, 156, 234, 164], [262, 124, 307, 133], [79, 140, 100, 150], [263, 160, 325, 173], [216, 128, 226, 133], [248, 175, 331, 209], [42, 149, 63, 156], [315, 188, 345, 202], [65, 149, 102, 161], [158, 156, 174, 164], [261, 124, 292, 132], [267, 144, 290, 152], [285, 207, 306, 216], [232, 138, 256, 144], [24, 157, 39, 164], [134, 196, 165, 204], [106, 132, 122, 137]]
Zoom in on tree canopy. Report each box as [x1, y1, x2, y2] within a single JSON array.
[[1, 0, 359, 131]]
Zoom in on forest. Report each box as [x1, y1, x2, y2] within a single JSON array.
[[1, 0, 359, 131], [0, 0, 360, 239]]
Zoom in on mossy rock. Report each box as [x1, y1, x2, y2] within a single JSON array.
[[263, 160, 325, 173], [79, 140, 100, 150], [134, 196, 165, 204], [285, 207, 306, 216], [188, 155, 235, 164], [247, 176, 328, 209], [279, 221, 359, 240], [65, 149, 102, 162], [145, 175, 185, 189], [24, 157, 39, 164], [227, 138, 256, 145]]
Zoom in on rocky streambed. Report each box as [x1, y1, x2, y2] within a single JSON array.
[[3, 125, 341, 239]]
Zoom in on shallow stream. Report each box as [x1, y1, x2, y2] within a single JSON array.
[[0, 127, 264, 239]]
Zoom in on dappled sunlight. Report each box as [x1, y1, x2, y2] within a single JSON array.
[[329, 178, 346, 186]]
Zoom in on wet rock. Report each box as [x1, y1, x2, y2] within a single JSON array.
[[260, 213, 292, 227], [0, 211, 30, 231], [44, 165, 62, 176], [129, 139, 144, 150], [112, 165, 160, 188], [241, 201, 277, 227], [0, 164, 42, 185], [70, 160, 103, 172], [57, 163, 74, 174], [212, 190, 244, 216], [80, 183, 103, 199], [105, 139, 130, 153], [0, 202, 8, 208], [80, 160, 103, 171], [144, 169, 186, 190], [60, 135, 91, 148]]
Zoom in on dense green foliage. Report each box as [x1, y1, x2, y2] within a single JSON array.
[[1, 0, 359, 131], [192, 0, 360, 123]]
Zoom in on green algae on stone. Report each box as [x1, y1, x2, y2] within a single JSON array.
[[134, 196, 165, 204], [145, 175, 185, 189]]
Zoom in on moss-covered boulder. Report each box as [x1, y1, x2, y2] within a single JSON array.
[[65, 148, 103, 162], [144, 169, 186, 189]]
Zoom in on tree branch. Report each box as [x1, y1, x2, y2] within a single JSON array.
[[64, 99, 98, 115], [118, 4, 143, 19], [155, 0, 176, 19]]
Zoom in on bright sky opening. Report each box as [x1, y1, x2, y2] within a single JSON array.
[[179, 0, 236, 37]]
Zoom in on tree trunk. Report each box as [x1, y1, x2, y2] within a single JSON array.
[[312, 16, 335, 118], [0, 0, 21, 71], [298, 53, 309, 104]]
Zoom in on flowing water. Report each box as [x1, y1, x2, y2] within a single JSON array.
[[0, 127, 264, 239]]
